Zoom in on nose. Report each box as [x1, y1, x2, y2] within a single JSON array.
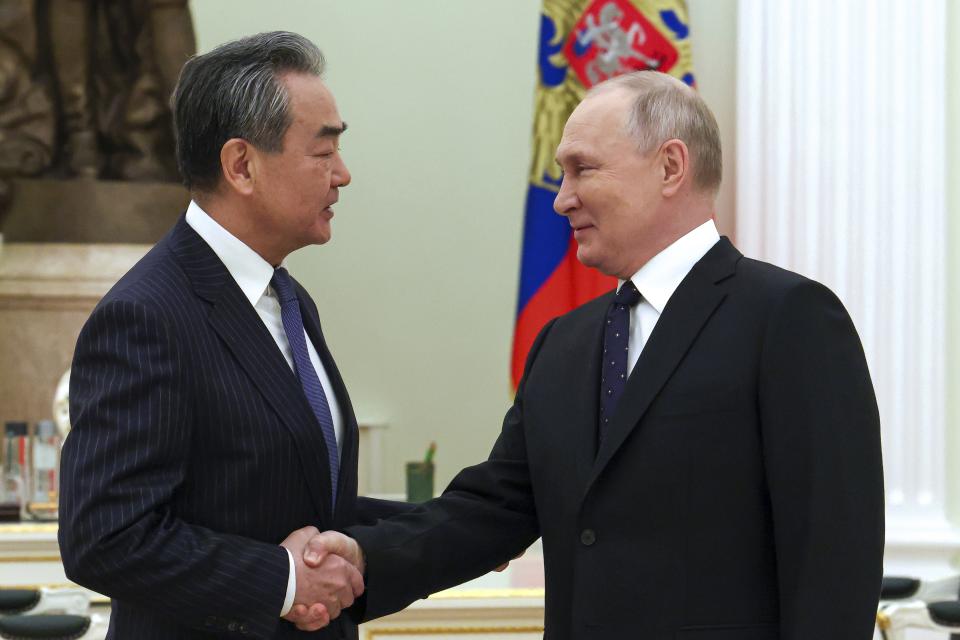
[[332, 152, 351, 187], [553, 175, 579, 216]]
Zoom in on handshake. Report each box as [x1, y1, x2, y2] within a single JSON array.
[[278, 524, 518, 631], [279, 526, 366, 631]]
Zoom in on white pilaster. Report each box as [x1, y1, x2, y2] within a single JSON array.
[[737, 0, 958, 576]]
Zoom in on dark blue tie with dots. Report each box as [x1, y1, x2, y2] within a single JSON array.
[[271, 267, 340, 508], [599, 280, 642, 443]]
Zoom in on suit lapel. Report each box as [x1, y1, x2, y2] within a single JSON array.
[[587, 238, 741, 487], [571, 296, 611, 485], [169, 220, 333, 520]]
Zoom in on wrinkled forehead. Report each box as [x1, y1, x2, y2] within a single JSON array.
[[283, 72, 336, 110], [281, 72, 346, 132], [559, 91, 633, 148]]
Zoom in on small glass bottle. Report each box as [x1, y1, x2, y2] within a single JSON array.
[[27, 420, 59, 520], [1, 422, 28, 522]]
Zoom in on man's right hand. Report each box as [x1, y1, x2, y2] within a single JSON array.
[[302, 530, 365, 575], [280, 526, 365, 631]]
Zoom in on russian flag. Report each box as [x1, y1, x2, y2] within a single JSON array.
[[510, 1, 695, 389]]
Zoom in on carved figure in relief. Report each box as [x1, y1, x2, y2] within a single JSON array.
[[0, 0, 195, 187]]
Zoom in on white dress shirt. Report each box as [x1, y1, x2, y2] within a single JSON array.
[[185, 201, 343, 617], [622, 219, 721, 375]]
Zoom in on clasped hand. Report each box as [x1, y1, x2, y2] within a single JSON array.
[[279, 526, 365, 631]]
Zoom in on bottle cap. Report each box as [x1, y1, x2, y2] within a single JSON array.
[[4, 422, 27, 437], [36, 420, 56, 439]]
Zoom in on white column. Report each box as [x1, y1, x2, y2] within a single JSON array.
[[737, 0, 957, 574]]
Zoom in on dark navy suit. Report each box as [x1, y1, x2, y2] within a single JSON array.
[[59, 218, 400, 639], [350, 238, 884, 640]]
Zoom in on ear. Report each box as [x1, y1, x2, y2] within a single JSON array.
[[659, 139, 689, 197], [220, 138, 256, 196]]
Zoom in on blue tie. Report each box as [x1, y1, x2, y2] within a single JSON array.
[[599, 280, 642, 443], [271, 267, 339, 507]]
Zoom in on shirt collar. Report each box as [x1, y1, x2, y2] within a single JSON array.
[[184, 200, 277, 307], [621, 219, 721, 314]]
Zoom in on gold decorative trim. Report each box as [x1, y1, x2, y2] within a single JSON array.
[[0, 555, 61, 563], [875, 611, 891, 630], [0, 523, 59, 534], [366, 625, 544, 637], [428, 588, 544, 600]]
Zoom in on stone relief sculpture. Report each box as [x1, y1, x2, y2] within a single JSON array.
[[0, 1, 194, 445], [0, 0, 194, 241]]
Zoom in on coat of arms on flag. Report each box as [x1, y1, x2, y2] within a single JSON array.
[[511, 0, 695, 389]]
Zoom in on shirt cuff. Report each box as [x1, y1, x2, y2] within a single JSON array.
[[280, 547, 296, 617]]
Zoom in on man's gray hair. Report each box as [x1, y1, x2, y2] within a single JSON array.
[[170, 31, 325, 191], [590, 71, 722, 194]]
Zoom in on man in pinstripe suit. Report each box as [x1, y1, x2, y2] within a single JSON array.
[[58, 32, 405, 639]]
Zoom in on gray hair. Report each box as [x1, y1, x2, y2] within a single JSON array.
[[590, 71, 722, 194], [170, 31, 325, 192]]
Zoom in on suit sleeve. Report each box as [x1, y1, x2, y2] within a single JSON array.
[[345, 319, 556, 621], [58, 299, 289, 639], [758, 280, 884, 640], [354, 497, 417, 525]]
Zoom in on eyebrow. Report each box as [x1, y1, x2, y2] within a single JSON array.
[[317, 122, 348, 137]]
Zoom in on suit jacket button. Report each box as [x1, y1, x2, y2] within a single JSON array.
[[580, 529, 596, 546]]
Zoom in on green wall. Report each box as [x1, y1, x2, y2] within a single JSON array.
[[189, 0, 738, 493]]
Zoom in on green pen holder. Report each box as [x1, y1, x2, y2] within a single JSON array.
[[405, 461, 434, 503]]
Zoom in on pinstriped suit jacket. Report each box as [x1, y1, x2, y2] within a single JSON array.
[[59, 217, 392, 639]]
